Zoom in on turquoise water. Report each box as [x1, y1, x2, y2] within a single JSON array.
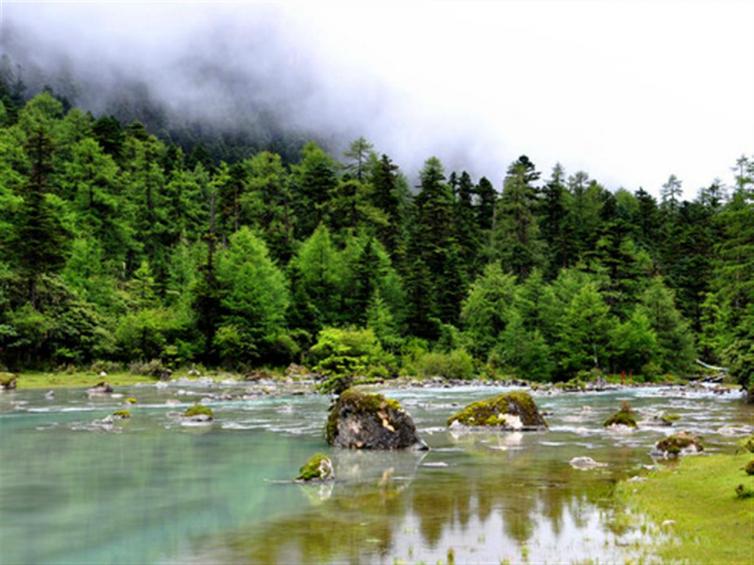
[[0, 383, 750, 564]]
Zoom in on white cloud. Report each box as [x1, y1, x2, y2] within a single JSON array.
[[3, 0, 753, 196]]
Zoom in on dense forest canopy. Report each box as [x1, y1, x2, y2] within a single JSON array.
[[0, 84, 752, 389]]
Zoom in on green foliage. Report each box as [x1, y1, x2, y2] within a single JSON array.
[[413, 349, 474, 380], [184, 404, 214, 419], [309, 327, 388, 378], [0, 93, 746, 383]]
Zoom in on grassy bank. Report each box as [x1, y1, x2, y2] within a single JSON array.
[[617, 452, 754, 563], [11, 371, 163, 389]]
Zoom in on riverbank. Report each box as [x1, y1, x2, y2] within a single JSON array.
[[4, 368, 744, 396], [617, 452, 754, 563]]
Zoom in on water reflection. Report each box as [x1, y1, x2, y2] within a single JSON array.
[[0, 384, 750, 564]]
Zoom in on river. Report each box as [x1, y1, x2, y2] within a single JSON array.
[[0, 382, 749, 564]]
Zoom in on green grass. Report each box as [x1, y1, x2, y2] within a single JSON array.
[[13, 371, 159, 389], [617, 453, 754, 563]]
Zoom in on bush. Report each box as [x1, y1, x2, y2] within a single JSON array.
[[415, 349, 474, 380], [128, 359, 168, 377], [309, 327, 390, 377]]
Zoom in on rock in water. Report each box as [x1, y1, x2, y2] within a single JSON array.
[[297, 453, 334, 481], [569, 456, 608, 470], [326, 388, 427, 450], [0, 373, 17, 391], [87, 381, 113, 394], [446, 392, 547, 430], [604, 401, 638, 429], [653, 431, 703, 457]]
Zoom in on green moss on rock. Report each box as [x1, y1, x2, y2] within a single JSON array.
[[184, 404, 214, 419], [604, 402, 638, 428], [0, 373, 17, 390], [446, 391, 547, 429], [126, 397, 137, 404], [655, 432, 703, 456], [744, 460, 754, 476], [112, 409, 131, 419], [297, 453, 334, 481]]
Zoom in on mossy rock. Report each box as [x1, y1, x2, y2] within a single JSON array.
[[447, 391, 547, 430], [654, 432, 703, 457], [0, 373, 17, 390], [604, 403, 638, 428], [126, 397, 137, 404], [656, 413, 680, 426], [112, 409, 131, 419], [184, 404, 214, 420], [297, 453, 334, 481], [326, 388, 426, 450], [737, 435, 754, 454], [745, 460, 754, 476]]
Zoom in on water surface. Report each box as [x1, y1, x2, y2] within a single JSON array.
[[0, 382, 750, 564]]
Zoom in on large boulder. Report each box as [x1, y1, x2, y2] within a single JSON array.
[[446, 391, 547, 430], [326, 388, 427, 450]]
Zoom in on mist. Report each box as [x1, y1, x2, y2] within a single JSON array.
[[2, 1, 753, 196]]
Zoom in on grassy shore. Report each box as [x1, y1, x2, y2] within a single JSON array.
[[11, 371, 162, 389], [617, 452, 754, 563]]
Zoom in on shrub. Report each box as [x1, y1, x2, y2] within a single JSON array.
[[415, 349, 474, 380], [309, 327, 390, 377]]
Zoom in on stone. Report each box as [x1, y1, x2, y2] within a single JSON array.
[[296, 453, 334, 481], [569, 456, 608, 470], [326, 388, 427, 450], [87, 381, 113, 394], [604, 401, 638, 428], [183, 404, 214, 421], [446, 391, 547, 430], [653, 431, 703, 457], [0, 373, 17, 391]]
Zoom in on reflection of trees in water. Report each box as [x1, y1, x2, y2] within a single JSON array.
[[213, 443, 626, 563]]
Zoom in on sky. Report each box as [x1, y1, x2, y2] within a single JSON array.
[[1, 0, 753, 197]]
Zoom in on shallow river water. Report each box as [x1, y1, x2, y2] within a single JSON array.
[[0, 382, 751, 564]]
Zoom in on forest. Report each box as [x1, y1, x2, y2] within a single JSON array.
[[1, 85, 752, 391]]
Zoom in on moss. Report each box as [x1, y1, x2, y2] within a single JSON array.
[[603, 402, 638, 428], [0, 373, 17, 389], [325, 388, 403, 444], [738, 434, 754, 454], [655, 432, 703, 456], [297, 453, 333, 481], [659, 412, 680, 425], [745, 460, 754, 476], [112, 409, 131, 419], [446, 391, 545, 428], [126, 397, 137, 404], [735, 483, 754, 499], [184, 404, 214, 419]]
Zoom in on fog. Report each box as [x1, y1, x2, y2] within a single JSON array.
[[2, 1, 753, 196]]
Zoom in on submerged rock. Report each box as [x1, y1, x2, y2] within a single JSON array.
[[446, 391, 547, 430], [0, 373, 17, 391], [297, 453, 334, 481], [326, 388, 427, 450], [604, 401, 638, 429], [87, 381, 113, 394], [569, 456, 608, 470], [653, 431, 703, 457]]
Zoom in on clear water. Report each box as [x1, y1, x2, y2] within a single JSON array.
[[0, 382, 750, 564]]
